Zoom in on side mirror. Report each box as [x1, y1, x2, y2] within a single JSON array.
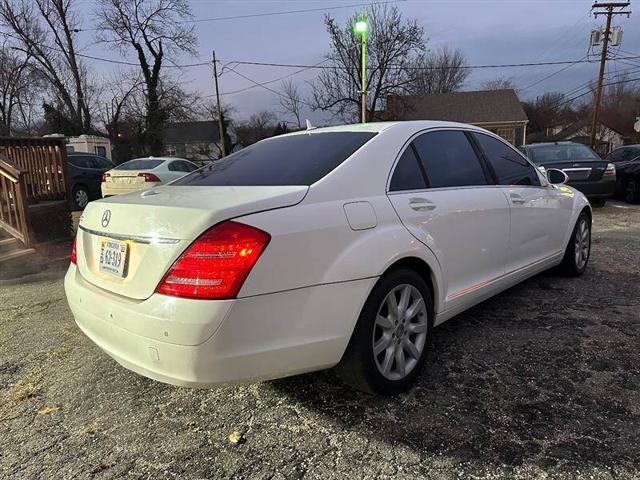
[[546, 168, 569, 185]]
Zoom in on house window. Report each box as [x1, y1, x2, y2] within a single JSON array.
[[496, 128, 515, 145]]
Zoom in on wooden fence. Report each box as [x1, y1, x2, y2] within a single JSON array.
[[0, 137, 71, 247], [0, 137, 69, 202]]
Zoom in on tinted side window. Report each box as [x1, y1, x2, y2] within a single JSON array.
[[168, 161, 179, 172], [473, 133, 541, 186], [179, 161, 197, 172], [412, 130, 488, 188], [389, 146, 427, 191], [623, 148, 640, 162], [606, 148, 625, 163], [69, 156, 90, 168], [94, 157, 113, 169]]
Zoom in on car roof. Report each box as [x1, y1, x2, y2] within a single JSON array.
[[276, 120, 489, 138], [526, 142, 586, 148]]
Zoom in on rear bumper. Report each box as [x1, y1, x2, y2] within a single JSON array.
[[567, 178, 615, 199], [64, 265, 375, 387]]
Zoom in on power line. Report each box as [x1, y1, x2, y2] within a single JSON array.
[[217, 55, 640, 71], [219, 59, 330, 96], [0, 30, 211, 68], [223, 65, 316, 110], [520, 55, 588, 92], [76, 1, 404, 32]]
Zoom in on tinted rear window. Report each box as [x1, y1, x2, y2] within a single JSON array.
[[528, 144, 599, 164], [115, 159, 164, 170], [172, 132, 377, 186]]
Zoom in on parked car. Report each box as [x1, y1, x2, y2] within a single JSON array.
[[65, 121, 591, 396], [101, 157, 199, 198], [519, 142, 616, 206], [67, 153, 114, 210], [604, 145, 640, 204]]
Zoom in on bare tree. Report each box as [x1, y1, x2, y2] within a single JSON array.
[[481, 76, 518, 94], [522, 92, 577, 134], [0, 0, 93, 133], [408, 46, 469, 95], [312, 4, 425, 122], [96, 0, 197, 155], [201, 98, 236, 156], [0, 40, 38, 135], [234, 111, 276, 148], [279, 80, 303, 128]]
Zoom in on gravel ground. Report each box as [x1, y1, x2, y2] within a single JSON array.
[[1, 205, 639, 479]]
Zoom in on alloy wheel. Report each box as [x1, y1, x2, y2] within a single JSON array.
[[574, 218, 590, 270], [75, 189, 89, 209], [372, 284, 428, 381]]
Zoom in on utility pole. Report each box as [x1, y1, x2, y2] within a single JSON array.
[[589, 1, 631, 150], [212, 50, 226, 158]]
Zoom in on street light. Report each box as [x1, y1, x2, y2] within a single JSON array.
[[354, 17, 368, 123]]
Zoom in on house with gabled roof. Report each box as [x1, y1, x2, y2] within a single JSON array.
[[382, 89, 529, 146]]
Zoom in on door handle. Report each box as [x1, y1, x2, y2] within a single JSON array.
[[510, 193, 526, 205], [409, 198, 436, 211]]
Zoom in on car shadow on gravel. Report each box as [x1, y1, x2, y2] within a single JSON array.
[[268, 270, 640, 472]]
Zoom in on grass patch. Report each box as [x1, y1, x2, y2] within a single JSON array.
[[37, 405, 59, 415], [7, 383, 38, 402]]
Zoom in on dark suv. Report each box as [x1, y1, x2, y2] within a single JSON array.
[[604, 145, 640, 204], [67, 153, 114, 209], [519, 142, 616, 206]]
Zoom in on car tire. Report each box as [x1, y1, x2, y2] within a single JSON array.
[[560, 212, 591, 277], [625, 179, 640, 204], [72, 185, 90, 210], [336, 268, 434, 396]]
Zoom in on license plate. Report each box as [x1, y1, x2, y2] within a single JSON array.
[[99, 239, 128, 277], [114, 177, 132, 184]]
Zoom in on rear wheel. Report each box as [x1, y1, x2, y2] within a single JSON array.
[[625, 179, 640, 204], [337, 268, 433, 396], [72, 185, 90, 210], [560, 212, 591, 276]]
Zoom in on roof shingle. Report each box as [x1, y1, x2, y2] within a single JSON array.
[[390, 89, 528, 124]]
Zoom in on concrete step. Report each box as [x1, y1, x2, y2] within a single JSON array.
[[0, 246, 36, 264], [0, 233, 36, 264], [0, 237, 20, 255]]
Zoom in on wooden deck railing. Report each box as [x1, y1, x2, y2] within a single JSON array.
[[0, 156, 31, 247], [0, 137, 68, 202]]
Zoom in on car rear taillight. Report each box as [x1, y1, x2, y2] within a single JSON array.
[[604, 163, 616, 177], [155, 221, 270, 300], [70, 234, 77, 265], [101, 173, 110, 182], [138, 172, 161, 182]]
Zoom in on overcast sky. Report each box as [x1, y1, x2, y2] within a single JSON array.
[[82, 0, 639, 123]]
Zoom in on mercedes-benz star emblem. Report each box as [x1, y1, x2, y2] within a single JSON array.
[[101, 210, 111, 228]]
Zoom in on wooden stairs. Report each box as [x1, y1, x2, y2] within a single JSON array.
[[0, 229, 35, 263]]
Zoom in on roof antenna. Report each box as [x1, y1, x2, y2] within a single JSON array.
[[305, 119, 317, 130]]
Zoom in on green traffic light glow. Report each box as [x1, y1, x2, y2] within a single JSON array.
[[354, 20, 368, 33]]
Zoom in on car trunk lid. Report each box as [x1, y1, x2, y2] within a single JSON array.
[[76, 185, 308, 299], [540, 160, 610, 181]]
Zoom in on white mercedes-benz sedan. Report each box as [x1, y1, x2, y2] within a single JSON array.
[[101, 157, 199, 198], [65, 121, 591, 395]]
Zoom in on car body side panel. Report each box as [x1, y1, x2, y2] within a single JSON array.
[[237, 195, 446, 313]]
